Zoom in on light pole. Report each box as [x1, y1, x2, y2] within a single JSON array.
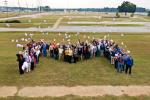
[[67, 0, 69, 14], [25, 0, 29, 13], [4, 0, 8, 17], [18, 0, 21, 15], [38, 0, 41, 13]]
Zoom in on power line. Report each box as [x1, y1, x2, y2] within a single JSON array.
[[17, 0, 21, 15], [3, 0, 8, 17], [25, 0, 29, 13], [37, 0, 41, 13]]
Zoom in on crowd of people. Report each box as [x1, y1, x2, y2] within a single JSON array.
[[16, 38, 134, 75], [16, 40, 41, 75]]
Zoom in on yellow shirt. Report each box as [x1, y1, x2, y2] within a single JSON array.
[[65, 49, 69, 55], [68, 49, 73, 56]]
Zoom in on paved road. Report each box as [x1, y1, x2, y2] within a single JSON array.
[[0, 26, 150, 33], [56, 26, 150, 32], [67, 22, 150, 26], [52, 17, 63, 29]]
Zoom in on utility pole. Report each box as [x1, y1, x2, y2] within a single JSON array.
[[25, 0, 29, 13], [38, 0, 41, 13], [18, 0, 21, 15], [4, 0, 8, 17]]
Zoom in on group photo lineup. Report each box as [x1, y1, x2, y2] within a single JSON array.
[[0, 0, 150, 100]]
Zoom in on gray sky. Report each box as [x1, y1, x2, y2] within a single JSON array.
[[0, 0, 150, 9]]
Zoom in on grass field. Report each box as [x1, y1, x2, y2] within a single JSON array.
[[0, 13, 60, 28], [0, 32, 150, 87], [0, 12, 150, 28], [60, 14, 150, 27], [0, 13, 149, 28], [0, 23, 54, 28], [0, 95, 150, 100], [62, 15, 150, 22], [62, 23, 144, 27], [0, 12, 33, 18], [0, 12, 150, 99]]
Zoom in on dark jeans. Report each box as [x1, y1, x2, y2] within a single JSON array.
[[54, 54, 58, 60], [19, 63, 24, 75], [36, 55, 40, 64], [115, 60, 118, 69], [50, 50, 53, 58], [74, 56, 78, 63], [69, 56, 72, 63], [125, 64, 132, 74], [117, 62, 123, 73], [31, 62, 34, 70]]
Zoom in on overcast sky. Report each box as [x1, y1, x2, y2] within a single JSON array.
[[0, 0, 150, 9]]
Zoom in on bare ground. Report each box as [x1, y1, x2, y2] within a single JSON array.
[[0, 86, 150, 97]]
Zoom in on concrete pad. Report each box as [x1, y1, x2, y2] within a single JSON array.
[[18, 86, 150, 97], [0, 26, 150, 33], [0, 86, 17, 97]]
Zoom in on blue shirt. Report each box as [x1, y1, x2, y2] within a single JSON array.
[[126, 56, 134, 66]]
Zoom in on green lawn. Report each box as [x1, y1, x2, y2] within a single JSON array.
[[0, 12, 33, 18], [0, 32, 150, 87], [0, 14, 149, 28], [0, 14, 60, 28], [0, 23, 53, 28], [61, 15, 150, 23], [0, 95, 150, 100], [60, 15, 150, 26], [61, 23, 144, 27], [101, 17, 150, 22], [17, 17, 58, 23]]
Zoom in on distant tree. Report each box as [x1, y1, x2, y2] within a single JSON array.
[[44, 6, 51, 12], [148, 11, 150, 17], [39, 6, 51, 12], [118, 1, 136, 15]]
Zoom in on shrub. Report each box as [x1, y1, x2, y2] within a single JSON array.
[[0, 20, 21, 23], [130, 13, 134, 17], [116, 12, 120, 18], [5, 20, 21, 23], [148, 11, 150, 17]]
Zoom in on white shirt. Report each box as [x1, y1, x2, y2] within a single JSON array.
[[59, 48, 63, 54]]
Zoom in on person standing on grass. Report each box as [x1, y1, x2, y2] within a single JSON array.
[[58, 45, 64, 60], [96, 42, 101, 57], [117, 54, 124, 73], [53, 44, 59, 60], [73, 46, 79, 63], [42, 42, 47, 57], [90, 43, 94, 58], [68, 47, 73, 63], [35, 45, 41, 64], [64, 47, 69, 62], [114, 53, 119, 69], [78, 43, 83, 61], [100, 40, 105, 56], [49, 43, 54, 58], [16, 51, 25, 75], [122, 53, 127, 71], [125, 55, 134, 75]]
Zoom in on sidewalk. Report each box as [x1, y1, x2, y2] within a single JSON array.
[[0, 86, 150, 97]]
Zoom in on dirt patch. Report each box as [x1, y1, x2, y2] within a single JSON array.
[[0, 86, 17, 97], [0, 86, 150, 97], [17, 86, 150, 97]]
